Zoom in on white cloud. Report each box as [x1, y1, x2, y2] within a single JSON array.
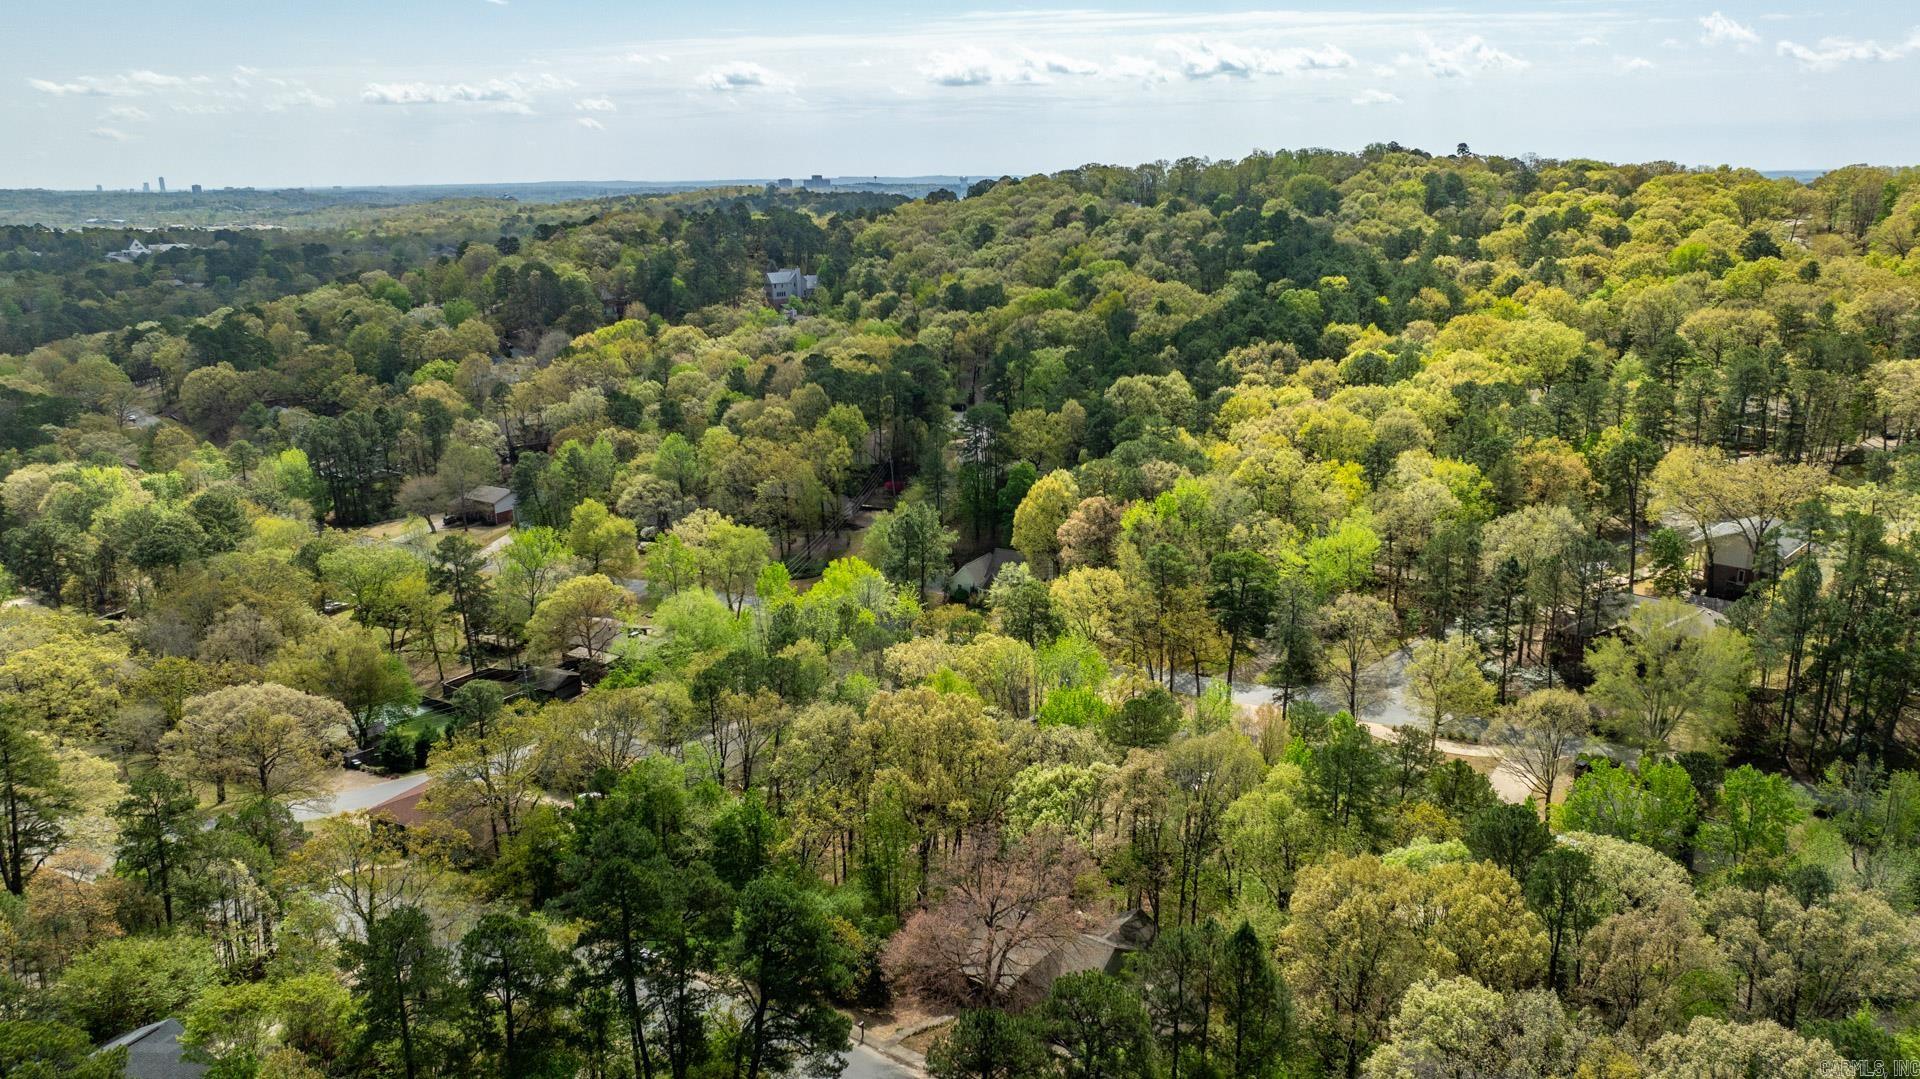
[[1419, 36, 1529, 78], [922, 47, 1103, 86], [1699, 11, 1759, 47], [87, 126, 129, 141], [1776, 30, 1920, 69], [923, 50, 1006, 86], [102, 104, 150, 122], [1617, 55, 1655, 71], [1351, 88, 1400, 105], [1029, 50, 1100, 77], [575, 96, 616, 112], [576, 116, 603, 129], [700, 61, 784, 92], [1163, 40, 1354, 80], [363, 81, 518, 105], [360, 74, 567, 107], [28, 70, 189, 97], [29, 78, 101, 95], [127, 70, 188, 88]]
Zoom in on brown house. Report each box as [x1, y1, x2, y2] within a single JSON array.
[[1696, 521, 1810, 601], [448, 485, 517, 526]]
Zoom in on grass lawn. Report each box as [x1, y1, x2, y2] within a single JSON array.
[[355, 516, 510, 551], [386, 708, 453, 744]]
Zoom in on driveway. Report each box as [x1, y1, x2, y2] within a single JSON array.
[[840, 1042, 921, 1078], [294, 771, 429, 821], [1170, 648, 1606, 806]]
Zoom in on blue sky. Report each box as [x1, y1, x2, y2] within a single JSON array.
[[5, 1, 1918, 189]]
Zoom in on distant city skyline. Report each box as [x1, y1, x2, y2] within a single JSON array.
[[7, 0, 1920, 189]]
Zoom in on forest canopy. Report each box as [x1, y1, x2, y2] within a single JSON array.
[[3, 144, 1920, 1077]]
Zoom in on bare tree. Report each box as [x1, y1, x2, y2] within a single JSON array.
[[1494, 688, 1590, 816], [1319, 594, 1396, 717], [882, 828, 1094, 1008]]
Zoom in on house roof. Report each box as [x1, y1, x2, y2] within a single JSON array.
[[1004, 909, 1157, 1008], [1694, 520, 1810, 562], [950, 548, 1023, 593], [368, 785, 430, 829], [766, 268, 818, 291], [526, 665, 582, 698], [1623, 593, 1726, 632], [97, 1018, 205, 1079], [460, 485, 516, 508]]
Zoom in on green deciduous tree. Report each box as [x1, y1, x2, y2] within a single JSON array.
[[53, 934, 221, 1042], [499, 526, 573, 626], [1405, 632, 1493, 754], [0, 1019, 127, 1079], [1642, 1017, 1847, 1079], [863, 500, 956, 596], [987, 562, 1062, 647], [1360, 977, 1591, 1079], [527, 573, 635, 663], [1699, 764, 1802, 873], [1208, 550, 1278, 686], [567, 498, 642, 577], [1011, 469, 1080, 578], [1586, 599, 1752, 752], [267, 623, 418, 747], [160, 682, 352, 807], [1319, 595, 1395, 717], [1556, 758, 1698, 859]]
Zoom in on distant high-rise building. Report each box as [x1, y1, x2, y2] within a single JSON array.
[[158, 176, 166, 193], [803, 173, 832, 191], [95, 184, 103, 192], [191, 183, 202, 195], [141, 181, 150, 193]]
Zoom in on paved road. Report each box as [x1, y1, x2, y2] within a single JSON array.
[[840, 1042, 920, 1078], [478, 528, 515, 572], [293, 772, 429, 821]]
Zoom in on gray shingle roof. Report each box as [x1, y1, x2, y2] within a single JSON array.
[[461, 485, 516, 508], [98, 1018, 205, 1079]]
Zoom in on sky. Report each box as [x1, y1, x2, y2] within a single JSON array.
[[4, 1, 1918, 189]]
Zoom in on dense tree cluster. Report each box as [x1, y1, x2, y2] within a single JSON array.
[[3, 145, 1920, 1076]]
